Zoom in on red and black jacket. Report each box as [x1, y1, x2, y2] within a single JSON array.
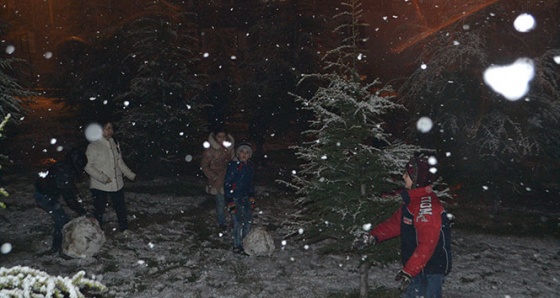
[[370, 186, 452, 277]]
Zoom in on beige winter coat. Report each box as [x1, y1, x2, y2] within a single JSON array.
[[201, 133, 234, 195], [85, 137, 136, 192]]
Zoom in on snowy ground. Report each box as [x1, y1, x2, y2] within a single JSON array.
[[1, 173, 559, 298]]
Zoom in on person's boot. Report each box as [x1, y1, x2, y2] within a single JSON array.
[[37, 247, 59, 257], [58, 250, 73, 260]]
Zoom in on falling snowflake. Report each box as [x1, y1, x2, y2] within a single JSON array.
[[513, 13, 536, 32], [416, 117, 433, 133], [483, 58, 535, 101]]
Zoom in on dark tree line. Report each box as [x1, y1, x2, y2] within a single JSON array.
[[42, 0, 339, 169], [1, 0, 558, 206], [397, 2, 560, 203]]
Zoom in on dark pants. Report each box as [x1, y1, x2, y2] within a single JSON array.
[[91, 189, 128, 231], [231, 196, 253, 249], [35, 192, 70, 251], [403, 273, 445, 298]]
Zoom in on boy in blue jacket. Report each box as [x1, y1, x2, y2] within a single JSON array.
[[224, 142, 256, 254]]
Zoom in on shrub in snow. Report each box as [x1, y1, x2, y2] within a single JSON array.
[[0, 266, 106, 297], [62, 216, 106, 258], [243, 226, 275, 256]]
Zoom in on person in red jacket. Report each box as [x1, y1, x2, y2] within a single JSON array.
[[354, 154, 452, 298]]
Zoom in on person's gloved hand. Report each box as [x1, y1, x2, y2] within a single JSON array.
[[227, 202, 237, 214], [249, 197, 256, 210], [352, 233, 376, 250], [395, 269, 412, 293]]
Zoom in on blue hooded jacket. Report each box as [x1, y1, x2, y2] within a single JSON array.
[[224, 158, 255, 203]]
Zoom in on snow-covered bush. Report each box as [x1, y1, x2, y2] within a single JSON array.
[[0, 266, 106, 297]]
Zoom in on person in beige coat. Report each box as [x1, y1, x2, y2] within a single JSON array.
[[201, 129, 234, 231], [85, 121, 136, 232]]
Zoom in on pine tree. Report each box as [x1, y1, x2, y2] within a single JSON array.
[[0, 22, 35, 206], [282, 0, 424, 254], [113, 6, 203, 166], [0, 114, 11, 207], [238, 0, 328, 163], [398, 12, 560, 201], [0, 29, 31, 120]]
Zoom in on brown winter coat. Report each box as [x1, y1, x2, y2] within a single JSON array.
[[201, 133, 235, 195]]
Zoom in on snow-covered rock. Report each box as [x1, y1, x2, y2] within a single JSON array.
[[62, 216, 106, 258], [243, 225, 275, 256]]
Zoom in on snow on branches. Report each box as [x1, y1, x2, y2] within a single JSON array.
[[0, 266, 107, 298]]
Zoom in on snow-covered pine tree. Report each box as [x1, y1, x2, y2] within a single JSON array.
[[0, 45, 32, 120], [398, 16, 560, 202], [282, 0, 425, 253], [0, 36, 34, 206], [0, 114, 10, 205]]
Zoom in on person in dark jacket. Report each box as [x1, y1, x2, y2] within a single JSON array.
[[354, 154, 452, 298], [224, 142, 256, 254], [35, 148, 88, 254]]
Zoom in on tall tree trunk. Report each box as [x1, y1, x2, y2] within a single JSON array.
[[359, 261, 371, 298]]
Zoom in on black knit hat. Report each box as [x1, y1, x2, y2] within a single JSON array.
[[405, 154, 436, 188], [66, 148, 88, 174]]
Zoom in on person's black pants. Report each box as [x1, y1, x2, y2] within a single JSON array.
[[35, 192, 69, 251], [91, 189, 128, 232]]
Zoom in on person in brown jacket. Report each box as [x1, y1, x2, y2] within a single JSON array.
[[201, 129, 235, 231]]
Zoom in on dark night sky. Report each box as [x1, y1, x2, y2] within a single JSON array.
[[1, 0, 559, 83], [357, 0, 559, 82]]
